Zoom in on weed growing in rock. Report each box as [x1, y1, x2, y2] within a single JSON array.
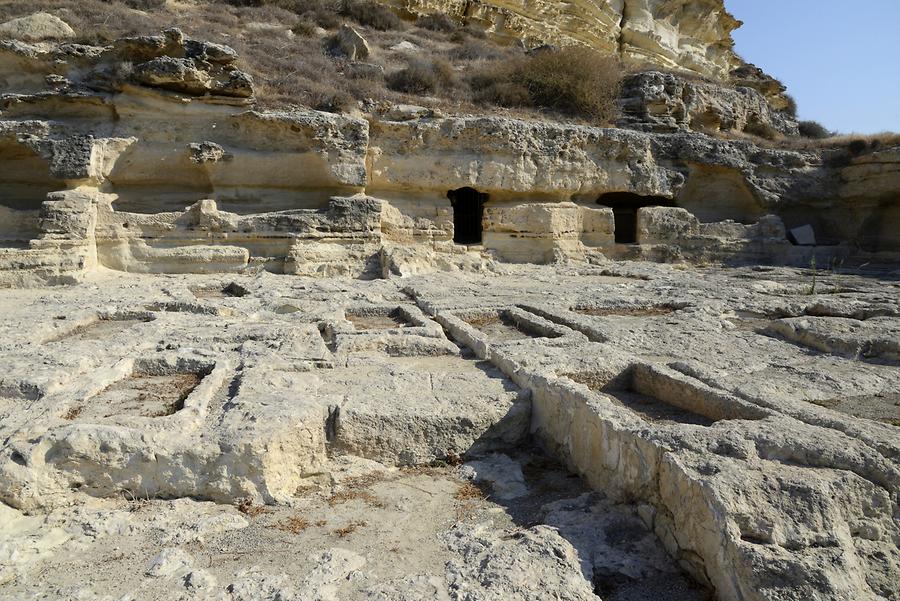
[[63, 405, 83, 420], [237, 498, 268, 516], [806, 254, 818, 295], [275, 515, 311, 533], [454, 481, 484, 501], [333, 520, 367, 537]]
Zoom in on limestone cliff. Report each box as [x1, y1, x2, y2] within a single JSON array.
[[0, 26, 897, 286], [382, 0, 742, 80]]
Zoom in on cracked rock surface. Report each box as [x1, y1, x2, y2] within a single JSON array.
[[0, 261, 897, 600]]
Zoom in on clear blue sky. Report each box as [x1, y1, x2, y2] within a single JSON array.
[[726, 0, 900, 134]]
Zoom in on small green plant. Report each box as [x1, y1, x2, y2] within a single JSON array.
[[806, 253, 817, 295]]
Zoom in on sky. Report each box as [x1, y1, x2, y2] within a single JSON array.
[[725, 0, 900, 134]]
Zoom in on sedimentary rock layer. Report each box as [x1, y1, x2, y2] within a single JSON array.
[[383, 0, 742, 80]]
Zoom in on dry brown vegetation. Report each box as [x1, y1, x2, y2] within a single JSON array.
[[236, 498, 268, 516], [470, 47, 622, 123], [274, 515, 311, 533], [454, 481, 484, 501], [0, 0, 621, 124], [333, 520, 367, 537], [464, 314, 501, 329], [327, 488, 386, 508], [708, 128, 900, 154], [3, 1, 895, 139], [62, 405, 83, 420]]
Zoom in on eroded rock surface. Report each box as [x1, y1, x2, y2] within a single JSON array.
[[0, 28, 897, 289], [0, 263, 897, 600]]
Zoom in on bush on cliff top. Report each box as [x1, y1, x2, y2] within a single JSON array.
[[798, 120, 832, 139], [471, 47, 623, 124]]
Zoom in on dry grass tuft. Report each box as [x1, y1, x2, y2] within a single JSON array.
[[236, 498, 268, 516], [274, 515, 311, 534], [415, 13, 456, 32], [454, 481, 484, 501], [559, 371, 607, 392], [340, 0, 403, 30], [464, 314, 501, 329], [327, 489, 386, 508], [326, 470, 391, 508], [63, 405, 83, 420], [333, 520, 367, 537]]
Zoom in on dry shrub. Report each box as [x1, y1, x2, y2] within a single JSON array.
[[63, 405, 83, 420], [276, 0, 343, 28], [340, 0, 402, 31], [416, 13, 456, 32], [756, 131, 900, 152], [236, 498, 267, 516], [454, 481, 484, 501], [449, 39, 503, 61], [798, 120, 832, 139], [781, 93, 798, 117], [309, 87, 357, 112], [471, 46, 622, 124], [327, 489, 386, 508], [274, 515, 311, 533], [333, 520, 367, 537], [449, 25, 486, 42], [122, 0, 167, 8], [387, 58, 454, 94], [290, 18, 317, 36]]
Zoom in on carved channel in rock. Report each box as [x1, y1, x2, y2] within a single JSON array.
[[345, 307, 411, 331], [572, 304, 679, 317], [65, 364, 209, 422], [465, 309, 562, 342], [190, 282, 250, 299], [562, 363, 766, 427], [43, 314, 155, 344]]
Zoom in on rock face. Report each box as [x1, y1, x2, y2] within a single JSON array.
[[334, 24, 372, 60], [381, 0, 740, 79], [0, 264, 897, 600], [0, 28, 896, 285], [0, 12, 75, 42], [619, 71, 799, 137], [0, 19, 898, 601]]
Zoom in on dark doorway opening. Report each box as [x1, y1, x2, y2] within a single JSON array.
[[448, 187, 488, 245], [597, 192, 675, 244]]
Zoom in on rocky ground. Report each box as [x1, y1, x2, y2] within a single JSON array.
[[0, 261, 898, 600]]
